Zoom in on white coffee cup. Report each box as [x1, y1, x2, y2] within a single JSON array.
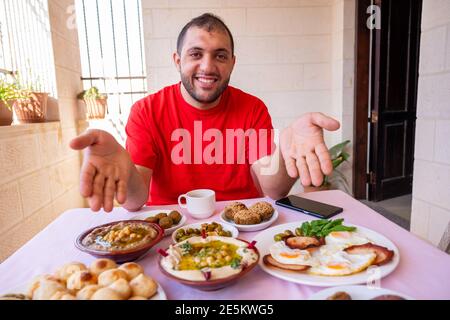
[[177, 189, 216, 219]]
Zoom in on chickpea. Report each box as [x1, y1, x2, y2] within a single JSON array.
[[136, 234, 142, 239], [199, 261, 208, 268], [206, 257, 214, 265], [194, 257, 201, 264], [220, 250, 228, 257], [130, 233, 136, 239], [221, 245, 228, 251], [225, 256, 232, 262], [216, 253, 222, 259]]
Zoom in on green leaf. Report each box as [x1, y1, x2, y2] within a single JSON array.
[[328, 140, 350, 159]]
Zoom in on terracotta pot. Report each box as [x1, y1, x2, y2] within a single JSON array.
[[14, 92, 49, 123], [0, 101, 14, 126], [84, 97, 107, 119]]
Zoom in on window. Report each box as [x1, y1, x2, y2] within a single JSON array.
[[75, 0, 147, 122], [0, 0, 57, 96]]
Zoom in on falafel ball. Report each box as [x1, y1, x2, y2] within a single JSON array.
[[159, 216, 174, 229], [249, 201, 274, 221], [155, 212, 168, 220], [168, 210, 182, 224], [145, 216, 159, 224], [224, 202, 247, 221], [233, 209, 261, 225]]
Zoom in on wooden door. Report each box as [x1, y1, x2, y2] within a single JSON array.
[[369, 0, 422, 201]]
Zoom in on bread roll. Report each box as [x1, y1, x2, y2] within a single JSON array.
[[50, 291, 76, 300], [91, 287, 123, 300], [129, 296, 147, 300], [66, 270, 97, 291], [97, 268, 128, 287], [90, 259, 117, 276], [118, 262, 143, 280], [32, 279, 66, 300], [108, 278, 131, 300], [27, 275, 64, 298], [76, 285, 101, 300], [129, 274, 157, 299], [56, 262, 87, 281]]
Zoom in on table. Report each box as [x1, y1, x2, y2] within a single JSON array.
[[1, 190, 449, 300]]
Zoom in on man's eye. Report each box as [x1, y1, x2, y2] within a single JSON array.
[[217, 54, 227, 60], [190, 52, 201, 58]]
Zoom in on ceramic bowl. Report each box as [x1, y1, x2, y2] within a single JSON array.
[[75, 220, 164, 263], [157, 238, 259, 291]]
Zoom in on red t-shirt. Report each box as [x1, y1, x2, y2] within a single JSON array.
[[125, 83, 275, 205]]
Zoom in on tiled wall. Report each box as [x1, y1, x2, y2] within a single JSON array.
[[141, 0, 355, 193], [410, 0, 450, 247], [0, 0, 86, 261]]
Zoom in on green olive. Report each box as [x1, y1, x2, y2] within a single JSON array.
[[274, 233, 286, 242], [284, 230, 294, 236], [295, 227, 303, 236]]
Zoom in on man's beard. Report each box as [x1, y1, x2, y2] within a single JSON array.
[[180, 72, 230, 104]]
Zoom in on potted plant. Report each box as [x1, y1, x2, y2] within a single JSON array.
[[77, 86, 108, 120], [0, 77, 29, 126], [12, 74, 49, 123], [304, 140, 351, 193]]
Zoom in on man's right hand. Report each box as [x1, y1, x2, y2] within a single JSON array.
[[70, 129, 133, 212]]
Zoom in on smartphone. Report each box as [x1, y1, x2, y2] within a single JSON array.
[[275, 195, 343, 219]]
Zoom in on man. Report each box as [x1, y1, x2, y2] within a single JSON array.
[[70, 13, 340, 212]]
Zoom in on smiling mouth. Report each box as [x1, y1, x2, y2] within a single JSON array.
[[194, 75, 219, 85]]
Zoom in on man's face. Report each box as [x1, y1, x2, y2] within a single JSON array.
[[174, 26, 235, 106]]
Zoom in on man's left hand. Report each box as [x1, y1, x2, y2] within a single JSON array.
[[280, 112, 340, 187]]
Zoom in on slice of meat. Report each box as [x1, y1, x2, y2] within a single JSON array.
[[262, 254, 310, 272], [284, 236, 321, 250], [344, 243, 394, 266]]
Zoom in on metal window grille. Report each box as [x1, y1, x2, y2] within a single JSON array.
[[75, 0, 147, 123], [0, 0, 57, 96]]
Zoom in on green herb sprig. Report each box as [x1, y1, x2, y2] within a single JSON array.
[[298, 219, 356, 238]]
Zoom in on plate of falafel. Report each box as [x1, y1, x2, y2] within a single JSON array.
[[132, 209, 186, 236], [220, 201, 278, 232]]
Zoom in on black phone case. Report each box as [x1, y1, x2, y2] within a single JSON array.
[[275, 200, 343, 219]]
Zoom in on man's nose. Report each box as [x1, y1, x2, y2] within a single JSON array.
[[198, 54, 216, 73]]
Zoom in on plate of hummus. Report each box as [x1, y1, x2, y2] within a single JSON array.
[[158, 236, 259, 291]]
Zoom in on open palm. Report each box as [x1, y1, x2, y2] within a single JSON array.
[[280, 112, 340, 187], [70, 130, 132, 212]]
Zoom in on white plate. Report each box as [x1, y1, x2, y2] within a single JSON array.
[[131, 209, 187, 236], [308, 285, 413, 300], [171, 221, 239, 243], [253, 222, 400, 287], [1, 282, 167, 300], [220, 209, 278, 232]]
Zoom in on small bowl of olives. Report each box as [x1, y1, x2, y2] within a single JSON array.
[[131, 209, 187, 236], [172, 221, 239, 243]]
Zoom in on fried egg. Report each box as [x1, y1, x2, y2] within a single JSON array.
[[269, 241, 315, 266], [308, 250, 376, 276], [325, 231, 370, 248]]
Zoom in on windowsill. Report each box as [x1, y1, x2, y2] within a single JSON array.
[[0, 121, 61, 137]]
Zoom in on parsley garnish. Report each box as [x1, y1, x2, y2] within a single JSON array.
[[179, 242, 192, 255], [230, 258, 241, 269]]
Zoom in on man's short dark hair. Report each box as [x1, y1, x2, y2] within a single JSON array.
[[176, 13, 235, 55]]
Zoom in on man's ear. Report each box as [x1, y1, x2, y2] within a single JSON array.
[[230, 55, 236, 72], [173, 52, 181, 72]]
